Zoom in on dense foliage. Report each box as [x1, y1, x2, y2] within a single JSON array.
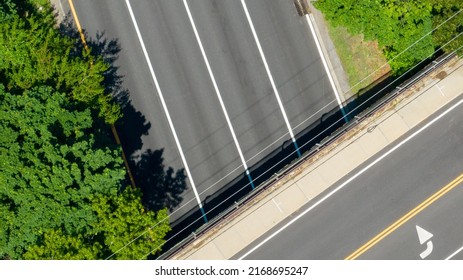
[[315, 0, 463, 74], [0, 1, 170, 259], [0, 85, 169, 259], [0, 0, 120, 123], [431, 0, 463, 54]]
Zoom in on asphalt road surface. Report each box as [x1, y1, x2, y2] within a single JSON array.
[[240, 98, 463, 259], [358, 178, 463, 260], [70, 0, 337, 227]]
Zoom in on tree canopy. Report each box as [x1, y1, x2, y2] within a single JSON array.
[[315, 0, 462, 74], [0, 1, 170, 259], [0, 86, 169, 259], [0, 86, 114, 258], [0, 0, 120, 123], [431, 0, 463, 54], [23, 189, 170, 260]]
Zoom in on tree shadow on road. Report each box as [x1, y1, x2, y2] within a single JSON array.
[[131, 149, 186, 212], [58, 12, 188, 213]]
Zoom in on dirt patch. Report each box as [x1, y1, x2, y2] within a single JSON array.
[[435, 71, 448, 80], [327, 25, 391, 96]]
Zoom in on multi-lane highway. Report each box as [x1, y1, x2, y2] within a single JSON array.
[[240, 98, 463, 260], [70, 0, 338, 229]]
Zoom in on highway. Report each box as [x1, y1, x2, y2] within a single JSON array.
[[70, 0, 338, 229], [240, 98, 463, 260]]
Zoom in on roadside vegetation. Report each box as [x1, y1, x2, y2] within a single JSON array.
[[0, 0, 170, 259], [316, 0, 463, 92], [327, 25, 391, 96]]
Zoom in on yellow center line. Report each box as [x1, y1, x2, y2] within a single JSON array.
[[68, 0, 88, 48], [346, 172, 463, 260], [68, 0, 137, 189]]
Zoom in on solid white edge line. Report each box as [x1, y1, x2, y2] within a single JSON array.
[[305, 14, 344, 109], [183, 0, 249, 172], [57, 0, 66, 18], [125, 0, 203, 208], [238, 98, 463, 259], [446, 245, 463, 260], [240, 0, 296, 141]]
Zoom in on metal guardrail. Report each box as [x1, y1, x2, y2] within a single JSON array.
[[158, 52, 457, 260]]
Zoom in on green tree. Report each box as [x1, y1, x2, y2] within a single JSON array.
[[22, 229, 102, 260], [315, 0, 436, 74], [0, 2, 120, 123], [431, 0, 463, 54], [23, 189, 170, 260], [0, 86, 169, 259], [0, 1, 170, 260], [0, 85, 121, 258], [90, 189, 170, 260]]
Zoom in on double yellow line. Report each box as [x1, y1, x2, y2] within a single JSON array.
[[68, 0, 137, 189], [346, 172, 463, 259]]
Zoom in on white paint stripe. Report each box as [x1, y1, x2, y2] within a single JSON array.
[[436, 84, 446, 97], [238, 98, 463, 259], [57, 0, 66, 19], [240, 0, 296, 142], [305, 14, 344, 109], [272, 199, 283, 213], [125, 0, 203, 208], [446, 245, 463, 260], [183, 0, 249, 171]]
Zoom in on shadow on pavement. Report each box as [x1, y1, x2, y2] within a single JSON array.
[[59, 14, 188, 213], [131, 149, 187, 212]]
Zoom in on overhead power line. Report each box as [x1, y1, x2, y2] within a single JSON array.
[[105, 8, 463, 260]]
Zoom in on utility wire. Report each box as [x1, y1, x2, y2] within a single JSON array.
[[141, 35, 463, 260], [105, 8, 463, 260], [347, 8, 463, 95], [142, 37, 463, 259]]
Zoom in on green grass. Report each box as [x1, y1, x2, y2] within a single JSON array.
[[30, 0, 50, 8], [327, 25, 391, 96]]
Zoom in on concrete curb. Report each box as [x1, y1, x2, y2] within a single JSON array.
[[48, 0, 67, 24], [306, 0, 351, 99]]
